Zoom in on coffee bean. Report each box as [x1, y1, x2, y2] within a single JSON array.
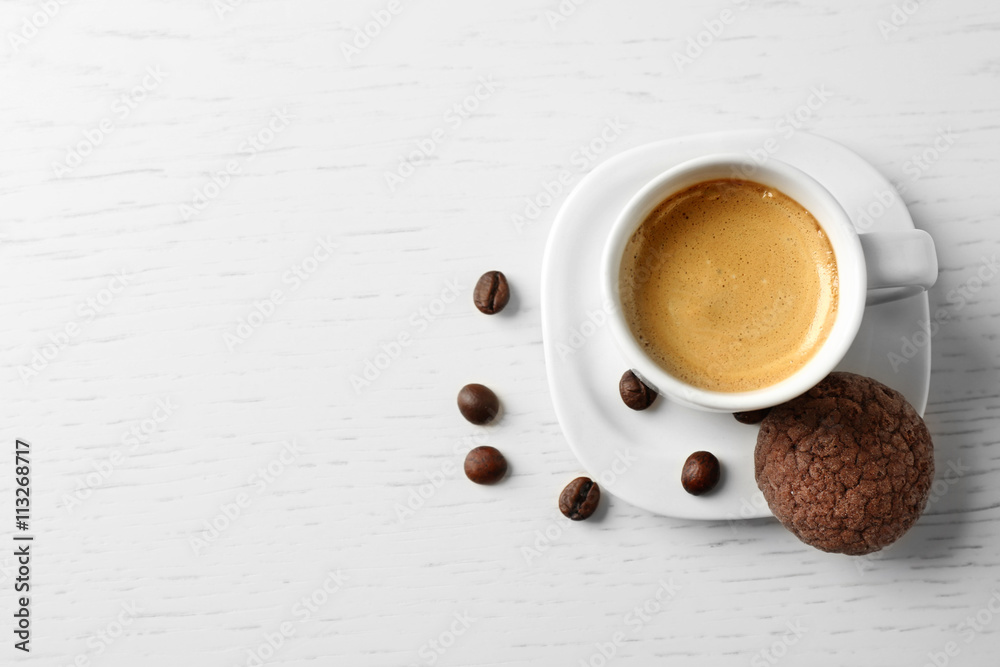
[[559, 477, 600, 520], [464, 446, 508, 484], [681, 451, 721, 496], [457, 383, 499, 425], [733, 408, 771, 424], [473, 271, 510, 315], [619, 370, 657, 410]]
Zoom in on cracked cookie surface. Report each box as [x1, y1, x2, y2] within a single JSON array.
[[754, 372, 934, 555]]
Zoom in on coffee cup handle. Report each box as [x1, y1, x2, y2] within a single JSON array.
[[859, 230, 938, 306]]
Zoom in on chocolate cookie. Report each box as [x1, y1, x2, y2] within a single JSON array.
[[754, 372, 934, 556]]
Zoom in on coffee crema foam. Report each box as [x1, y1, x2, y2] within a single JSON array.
[[620, 178, 838, 392]]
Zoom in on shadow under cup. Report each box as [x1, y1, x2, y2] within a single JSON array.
[[602, 155, 867, 413]]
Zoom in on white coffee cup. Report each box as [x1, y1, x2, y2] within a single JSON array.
[[601, 154, 938, 412]]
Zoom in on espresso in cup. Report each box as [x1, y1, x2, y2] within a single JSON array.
[[618, 178, 838, 392]]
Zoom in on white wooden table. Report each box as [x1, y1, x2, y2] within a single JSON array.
[[2, 1, 999, 665]]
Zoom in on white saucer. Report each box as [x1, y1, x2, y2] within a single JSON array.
[[541, 131, 931, 521]]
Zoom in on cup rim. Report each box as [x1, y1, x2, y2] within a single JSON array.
[[601, 154, 866, 412]]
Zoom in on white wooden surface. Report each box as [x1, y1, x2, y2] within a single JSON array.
[[2, 1, 999, 665]]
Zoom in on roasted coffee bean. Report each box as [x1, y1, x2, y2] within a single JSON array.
[[464, 446, 508, 484], [559, 477, 601, 520], [619, 370, 657, 410], [473, 271, 510, 315], [457, 383, 499, 425], [733, 408, 771, 424], [681, 451, 721, 496]]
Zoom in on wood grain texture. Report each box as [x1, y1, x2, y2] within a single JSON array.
[[1, 0, 999, 665]]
